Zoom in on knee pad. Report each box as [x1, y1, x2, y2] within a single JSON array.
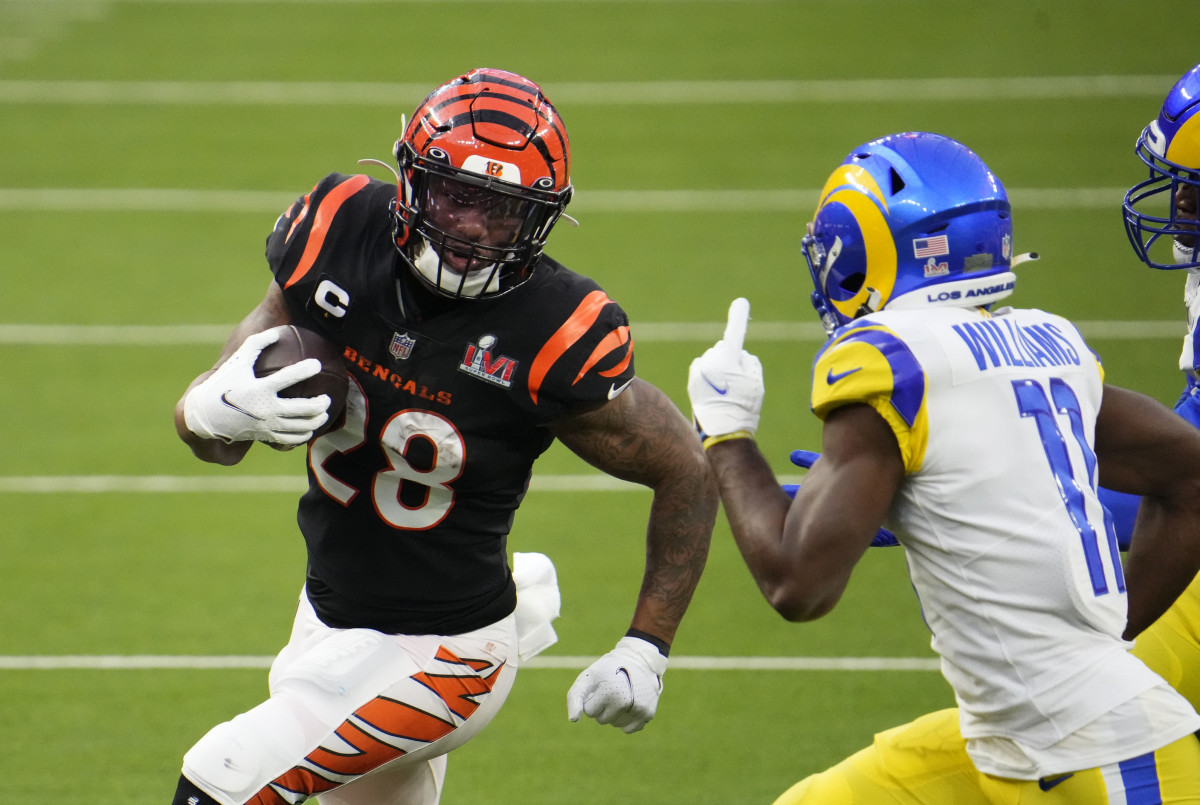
[[182, 720, 262, 803], [182, 702, 308, 803]]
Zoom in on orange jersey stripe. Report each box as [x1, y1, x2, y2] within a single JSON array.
[[528, 290, 614, 405], [574, 325, 631, 383], [283, 174, 370, 290], [284, 192, 312, 244]]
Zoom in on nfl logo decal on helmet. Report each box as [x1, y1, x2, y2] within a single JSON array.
[[1123, 63, 1200, 270], [802, 131, 1017, 335], [393, 68, 574, 299]]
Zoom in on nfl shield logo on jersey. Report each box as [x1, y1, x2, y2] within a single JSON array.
[[390, 332, 416, 360]]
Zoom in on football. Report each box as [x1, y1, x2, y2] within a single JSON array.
[[254, 325, 349, 437]]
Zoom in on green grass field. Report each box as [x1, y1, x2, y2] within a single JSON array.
[[3, 1, 1200, 802]]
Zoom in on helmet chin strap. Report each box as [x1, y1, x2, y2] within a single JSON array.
[[1176, 238, 1199, 267], [853, 287, 883, 318], [413, 239, 502, 297]]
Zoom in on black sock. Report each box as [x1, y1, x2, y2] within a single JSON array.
[[171, 774, 221, 805]]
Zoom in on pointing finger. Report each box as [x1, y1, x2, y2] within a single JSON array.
[[719, 297, 750, 355]]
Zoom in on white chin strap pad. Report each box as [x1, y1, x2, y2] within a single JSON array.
[[413, 240, 501, 297], [1176, 238, 1199, 267]]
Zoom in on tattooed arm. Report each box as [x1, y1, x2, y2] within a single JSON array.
[[552, 378, 716, 646]]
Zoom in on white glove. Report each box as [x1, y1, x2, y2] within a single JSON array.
[[687, 297, 763, 437], [567, 636, 668, 734], [183, 326, 330, 446]]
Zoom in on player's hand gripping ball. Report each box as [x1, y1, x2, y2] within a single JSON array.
[[184, 324, 349, 446], [254, 325, 349, 438]]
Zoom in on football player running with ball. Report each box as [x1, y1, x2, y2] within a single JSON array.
[[171, 68, 716, 805], [688, 131, 1200, 802]]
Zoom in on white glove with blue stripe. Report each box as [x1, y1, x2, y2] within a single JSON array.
[[687, 298, 763, 439]]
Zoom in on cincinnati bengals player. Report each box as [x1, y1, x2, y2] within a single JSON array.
[[171, 68, 716, 805]]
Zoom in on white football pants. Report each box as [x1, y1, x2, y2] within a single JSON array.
[[181, 591, 519, 805]]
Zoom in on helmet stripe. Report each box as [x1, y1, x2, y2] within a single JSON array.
[[421, 110, 566, 188], [470, 89, 568, 149], [459, 70, 540, 96], [524, 132, 563, 188], [414, 92, 567, 168], [457, 108, 535, 141], [1166, 114, 1200, 168]]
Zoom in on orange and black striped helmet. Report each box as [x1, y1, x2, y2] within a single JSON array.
[[393, 68, 573, 299]]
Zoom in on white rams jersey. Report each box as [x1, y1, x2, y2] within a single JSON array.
[[810, 305, 1200, 776]]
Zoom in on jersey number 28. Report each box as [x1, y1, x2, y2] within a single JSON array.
[[309, 379, 463, 530]]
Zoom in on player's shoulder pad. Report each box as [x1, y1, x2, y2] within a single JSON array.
[[267, 172, 392, 288], [523, 260, 634, 408], [811, 320, 929, 472]]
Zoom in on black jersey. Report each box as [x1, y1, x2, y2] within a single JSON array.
[[265, 173, 636, 635]]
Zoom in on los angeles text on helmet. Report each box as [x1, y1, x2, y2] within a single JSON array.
[[923, 280, 1015, 305], [951, 317, 1082, 373]]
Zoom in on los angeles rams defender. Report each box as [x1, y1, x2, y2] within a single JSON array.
[[1120, 62, 1200, 724], [170, 69, 716, 805], [688, 131, 1200, 802]]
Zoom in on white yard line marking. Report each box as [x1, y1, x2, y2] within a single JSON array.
[[0, 654, 940, 671], [0, 75, 1175, 105]]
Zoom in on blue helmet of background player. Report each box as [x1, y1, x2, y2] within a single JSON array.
[[802, 131, 1018, 335], [1123, 63, 1200, 270]]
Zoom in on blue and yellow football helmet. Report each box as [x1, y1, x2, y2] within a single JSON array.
[[1123, 63, 1200, 270], [802, 132, 1017, 335]]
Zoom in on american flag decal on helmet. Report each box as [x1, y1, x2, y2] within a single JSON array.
[[912, 235, 950, 258]]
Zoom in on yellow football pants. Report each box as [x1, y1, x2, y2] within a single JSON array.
[[774, 709, 1200, 804], [773, 575, 1200, 804]]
